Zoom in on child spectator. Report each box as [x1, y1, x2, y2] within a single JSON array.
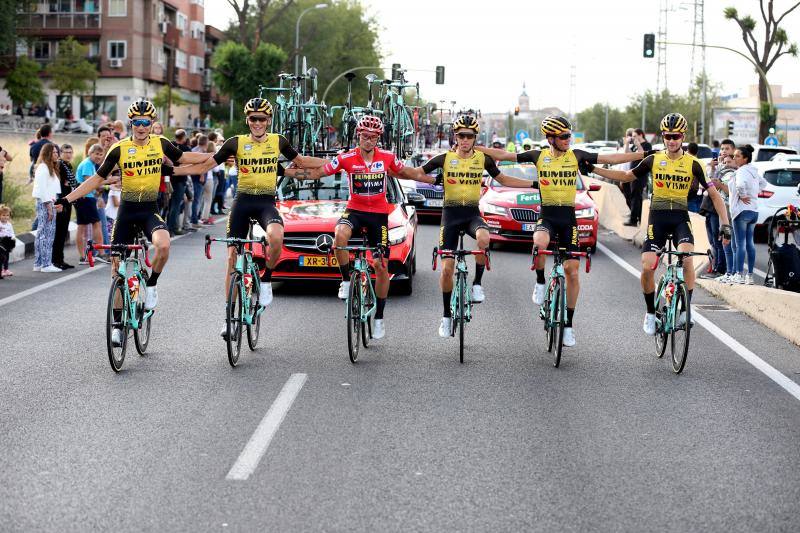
[[0, 204, 15, 277]]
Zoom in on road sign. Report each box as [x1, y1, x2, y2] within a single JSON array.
[[573, 132, 585, 144], [515, 130, 529, 143], [765, 135, 779, 146]]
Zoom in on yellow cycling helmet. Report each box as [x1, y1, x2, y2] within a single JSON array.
[[453, 115, 480, 134], [127, 99, 157, 120], [660, 113, 688, 134], [243, 97, 273, 116], [540, 116, 572, 137]]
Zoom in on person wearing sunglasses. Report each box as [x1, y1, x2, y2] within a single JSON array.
[[56, 100, 210, 342], [172, 97, 325, 338], [284, 115, 435, 340], [396, 115, 535, 338], [477, 116, 646, 348], [586, 113, 732, 335]]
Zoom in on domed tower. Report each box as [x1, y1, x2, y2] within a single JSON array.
[[518, 82, 530, 112]]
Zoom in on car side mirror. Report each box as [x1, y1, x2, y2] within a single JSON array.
[[588, 183, 601, 192], [404, 191, 426, 208]]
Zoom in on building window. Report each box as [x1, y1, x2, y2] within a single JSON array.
[[176, 12, 187, 35], [175, 50, 187, 69], [190, 20, 204, 40], [87, 41, 100, 57], [108, 0, 126, 16], [33, 41, 51, 60], [190, 55, 204, 74], [108, 40, 126, 59], [81, 95, 117, 121], [152, 45, 165, 67]]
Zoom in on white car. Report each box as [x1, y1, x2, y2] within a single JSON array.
[[750, 161, 800, 227], [750, 144, 797, 163]]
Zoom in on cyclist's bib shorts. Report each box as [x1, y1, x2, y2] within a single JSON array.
[[227, 193, 283, 243], [644, 210, 694, 253], [111, 201, 167, 245], [535, 206, 579, 253], [337, 209, 389, 250], [439, 206, 488, 251]]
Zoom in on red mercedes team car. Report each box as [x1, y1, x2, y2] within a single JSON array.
[[250, 172, 425, 294], [479, 163, 600, 251]]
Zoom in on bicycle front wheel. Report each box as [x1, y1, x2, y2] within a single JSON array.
[[654, 278, 668, 358], [670, 284, 691, 374], [226, 273, 244, 367], [134, 271, 151, 356], [552, 277, 566, 368], [106, 276, 129, 372], [247, 275, 262, 351], [347, 274, 361, 363], [458, 274, 467, 364], [360, 272, 372, 349]]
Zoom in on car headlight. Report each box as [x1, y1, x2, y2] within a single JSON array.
[[482, 203, 508, 216], [388, 225, 407, 245], [575, 207, 595, 218]]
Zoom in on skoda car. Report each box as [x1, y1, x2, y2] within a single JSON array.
[[479, 163, 600, 250], [249, 172, 423, 294], [403, 151, 445, 217]]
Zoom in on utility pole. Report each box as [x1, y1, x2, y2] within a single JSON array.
[[691, 0, 707, 143], [604, 102, 609, 141], [656, 0, 669, 94]]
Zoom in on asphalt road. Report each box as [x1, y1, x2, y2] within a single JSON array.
[[2, 219, 800, 532]]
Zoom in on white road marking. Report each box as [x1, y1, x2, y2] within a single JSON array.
[[596, 242, 800, 402], [226, 373, 308, 481]]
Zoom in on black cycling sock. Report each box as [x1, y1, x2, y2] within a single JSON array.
[[339, 262, 351, 282], [687, 289, 693, 303], [566, 308, 575, 327], [443, 291, 452, 317], [376, 297, 386, 320], [473, 264, 485, 285], [260, 267, 272, 282], [113, 308, 122, 323], [536, 269, 546, 284], [644, 291, 656, 314], [147, 270, 160, 287]]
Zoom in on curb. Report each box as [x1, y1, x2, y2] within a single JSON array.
[[9, 222, 78, 263]]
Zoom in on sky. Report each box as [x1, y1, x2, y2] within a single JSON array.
[[205, 0, 800, 114]]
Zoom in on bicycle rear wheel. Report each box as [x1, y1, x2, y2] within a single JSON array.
[[544, 280, 556, 353], [106, 276, 129, 372], [347, 274, 361, 363], [360, 272, 372, 349], [654, 279, 668, 358], [670, 284, 691, 374], [134, 271, 151, 355], [226, 273, 244, 367], [247, 274, 262, 351], [458, 273, 467, 364], [553, 277, 565, 368]]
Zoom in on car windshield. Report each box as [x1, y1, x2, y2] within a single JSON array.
[[763, 169, 800, 187], [490, 166, 584, 190], [758, 148, 797, 162], [277, 173, 398, 203]]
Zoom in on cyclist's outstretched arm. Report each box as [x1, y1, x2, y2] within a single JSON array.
[[172, 157, 217, 176], [597, 151, 647, 165], [284, 165, 329, 181], [495, 172, 537, 188], [294, 154, 328, 168], [394, 166, 435, 184], [588, 165, 635, 183], [475, 146, 517, 162]]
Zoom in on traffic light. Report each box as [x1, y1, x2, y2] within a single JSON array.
[[391, 63, 401, 80], [726, 120, 735, 136], [435, 65, 445, 85], [643, 33, 655, 58], [514, 106, 520, 116]]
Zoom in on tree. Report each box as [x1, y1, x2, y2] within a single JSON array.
[[5, 56, 45, 106], [0, 1, 33, 64], [725, 1, 800, 141], [151, 85, 188, 116], [225, 0, 295, 51], [46, 37, 98, 99], [575, 103, 625, 142]]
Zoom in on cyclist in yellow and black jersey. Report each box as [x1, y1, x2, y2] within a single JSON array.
[[56, 99, 211, 327], [478, 116, 646, 348], [398, 115, 534, 337], [172, 97, 326, 338], [589, 113, 731, 337]]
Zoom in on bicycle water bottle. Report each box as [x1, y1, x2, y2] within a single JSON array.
[[128, 276, 140, 300], [244, 273, 253, 296]]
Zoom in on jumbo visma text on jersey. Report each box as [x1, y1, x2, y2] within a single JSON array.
[[534, 150, 580, 207], [235, 134, 282, 195], [650, 152, 696, 211], [442, 151, 487, 207], [116, 135, 168, 202]]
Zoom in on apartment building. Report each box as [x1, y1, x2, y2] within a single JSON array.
[[4, 0, 225, 125]]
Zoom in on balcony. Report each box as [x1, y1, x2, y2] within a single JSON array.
[[18, 12, 102, 34]]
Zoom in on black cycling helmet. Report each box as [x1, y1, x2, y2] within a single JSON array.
[[660, 113, 688, 134], [540, 116, 572, 137], [453, 115, 480, 134], [243, 97, 273, 116], [127, 99, 157, 120]]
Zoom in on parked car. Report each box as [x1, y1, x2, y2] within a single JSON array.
[[479, 163, 600, 250], [750, 144, 797, 162], [403, 152, 444, 217], [249, 173, 424, 295]]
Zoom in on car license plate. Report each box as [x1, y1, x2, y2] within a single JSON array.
[[522, 223, 537, 232], [426, 199, 443, 207], [298, 255, 338, 267]]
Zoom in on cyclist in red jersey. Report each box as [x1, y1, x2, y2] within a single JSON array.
[[285, 115, 434, 339]]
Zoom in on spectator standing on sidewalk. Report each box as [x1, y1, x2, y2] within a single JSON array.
[[0, 204, 15, 277], [199, 140, 216, 224], [74, 144, 106, 264], [729, 145, 768, 285], [703, 139, 736, 278], [190, 134, 209, 227], [622, 128, 650, 227], [29, 124, 54, 183], [31, 144, 61, 273], [96, 126, 116, 252], [105, 181, 121, 236], [53, 143, 77, 270], [168, 129, 192, 235]]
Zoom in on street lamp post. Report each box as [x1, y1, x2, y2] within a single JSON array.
[[295, 3, 328, 77]]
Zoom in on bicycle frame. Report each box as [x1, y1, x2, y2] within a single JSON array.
[[205, 234, 267, 326], [432, 245, 491, 324], [532, 247, 591, 327], [650, 243, 709, 335], [335, 236, 381, 324]]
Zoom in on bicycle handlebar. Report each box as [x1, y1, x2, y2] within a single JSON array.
[[532, 247, 592, 273], [205, 234, 267, 260], [85, 240, 149, 268], [650, 248, 712, 270], [431, 247, 491, 271]]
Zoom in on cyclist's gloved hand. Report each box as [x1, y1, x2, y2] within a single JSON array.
[[719, 224, 732, 240], [579, 159, 595, 175], [433, 173, 443, 186], [161, 164, 174, 176]]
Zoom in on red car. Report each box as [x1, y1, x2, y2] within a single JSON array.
[[479, 163, 600, 250], [249, 173, 424, 294]]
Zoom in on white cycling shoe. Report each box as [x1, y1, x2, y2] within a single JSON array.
[[643, 313, 657, 335], [471, 284, 485, 303], [111, 328, 123, 347], [676, 311, 695, 327], [438, 317, 452, 338], [144, 286, 158, 310], [259, 282, 273, 306], [532, 283, 546, 305], [373, 319, 385, 339], [338, 281, 350, 300], [562, 327, 576, 347]]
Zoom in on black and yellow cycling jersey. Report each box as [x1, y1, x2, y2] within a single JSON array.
[[213, 134, 299, 196], [516, 148, 598, 208], [422, 150, 500, 208], [632, 151, 709, 211], [97, 135, 185, 202]]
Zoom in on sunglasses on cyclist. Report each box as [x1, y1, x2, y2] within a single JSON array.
[[130, 119, 152, 128], [663, 133, 683, 141], [456, 133, 476, 140], [554, 133, 571, 140], [247, 115, 270, 123]]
